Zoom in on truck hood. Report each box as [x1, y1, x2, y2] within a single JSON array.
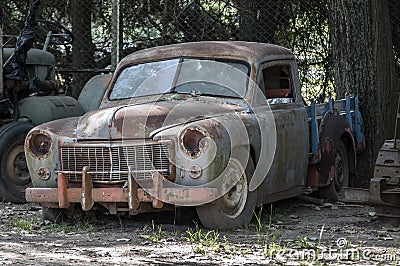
[[76, 99, 241, 139]]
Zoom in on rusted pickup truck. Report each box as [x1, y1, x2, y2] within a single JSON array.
[[25, 42, 364, 229]]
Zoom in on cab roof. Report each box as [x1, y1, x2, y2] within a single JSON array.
[[119, 41, 295, 67]]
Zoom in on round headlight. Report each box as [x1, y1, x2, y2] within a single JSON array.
[[28, 132, 52, 157], [180, 126, 209, 157]]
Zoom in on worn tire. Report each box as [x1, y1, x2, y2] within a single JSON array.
[[196, 157, 256, 230], [0, 121, 34, 203], [318, 140, 349, 202]]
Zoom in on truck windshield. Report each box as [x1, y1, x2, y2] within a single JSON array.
[[109, 58, 249, 100]]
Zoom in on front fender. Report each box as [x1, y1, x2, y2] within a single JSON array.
[[153, 113, 255, 187], [18, 96, 85, 126], [25, 129, 61, 188]]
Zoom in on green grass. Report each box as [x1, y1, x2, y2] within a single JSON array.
[[186, 222, 222, 254], [42, 218, 95, 234], [5, 217, 35, 232], [254, 206, 265, 233], [4, 210, 43, 233], [139, 220, 166, 242], [249, 204, 290, 232]]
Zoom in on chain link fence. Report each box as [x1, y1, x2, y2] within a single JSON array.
[[0, 0, 398, 102]]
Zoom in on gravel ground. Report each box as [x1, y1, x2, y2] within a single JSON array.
[[0, 198, 399, 265]]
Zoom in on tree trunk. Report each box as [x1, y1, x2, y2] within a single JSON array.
[[71, 0, 95, 99], [328, 0, 396, 187], [111, 0, 123, 68]]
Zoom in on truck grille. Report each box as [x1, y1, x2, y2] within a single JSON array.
[[60, 142, 171, 182]]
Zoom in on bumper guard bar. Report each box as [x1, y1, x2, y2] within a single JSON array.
[[26, 167, 218, 212]]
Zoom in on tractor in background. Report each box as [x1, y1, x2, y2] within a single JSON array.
[[369, 97, 400, 221], [0, 0, 110, 203]]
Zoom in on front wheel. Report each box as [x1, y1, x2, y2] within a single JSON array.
[[196, 157, 256, 230], [0, 121, 34, 203]]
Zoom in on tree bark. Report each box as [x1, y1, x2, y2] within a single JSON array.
[[328, 0, 396, 187], [111, 0, 123, 68]]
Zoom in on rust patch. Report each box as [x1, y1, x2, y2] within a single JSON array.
[[128, 172, 139, 212], [152, 172, 163, 209], [111, 100, 240, 139], [26, 170, 219, 213], [57, 173, 69, 208], [81, 166, 94, 211]]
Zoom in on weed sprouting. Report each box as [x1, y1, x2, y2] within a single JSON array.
[[5, 217, 34, 232], [185, 222, 221, 254], [43, 219, 95, 234], [139, 220, 166, 242]]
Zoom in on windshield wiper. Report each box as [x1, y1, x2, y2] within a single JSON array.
[[192, 92, 241, 99]]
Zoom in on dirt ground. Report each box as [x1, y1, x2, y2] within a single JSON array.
[[0, 197, 399, 265]]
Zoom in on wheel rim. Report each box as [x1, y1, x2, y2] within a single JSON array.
[[221, 161, 248, 219], [335, 150, 344, 186], [334, 143, 349, 191], [5, 142, 31, 192]]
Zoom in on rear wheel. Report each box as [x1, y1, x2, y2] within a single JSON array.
[[318, 140, 349, 202], [0, 121, 34, 203], [196, 157, 256, 230]]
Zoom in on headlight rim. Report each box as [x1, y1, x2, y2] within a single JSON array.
[[26, 130, 53, 158], [179, 125, 210, 158]]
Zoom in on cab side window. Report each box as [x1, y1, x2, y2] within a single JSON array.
[[262, 65, 294, 104]]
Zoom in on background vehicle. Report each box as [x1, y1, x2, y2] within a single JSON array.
[[25, 42, 364, 229], [0, 1, 110, 203], [369, 96, 400, 220]]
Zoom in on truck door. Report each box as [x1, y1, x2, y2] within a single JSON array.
[[258, 61, 308, 199]]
